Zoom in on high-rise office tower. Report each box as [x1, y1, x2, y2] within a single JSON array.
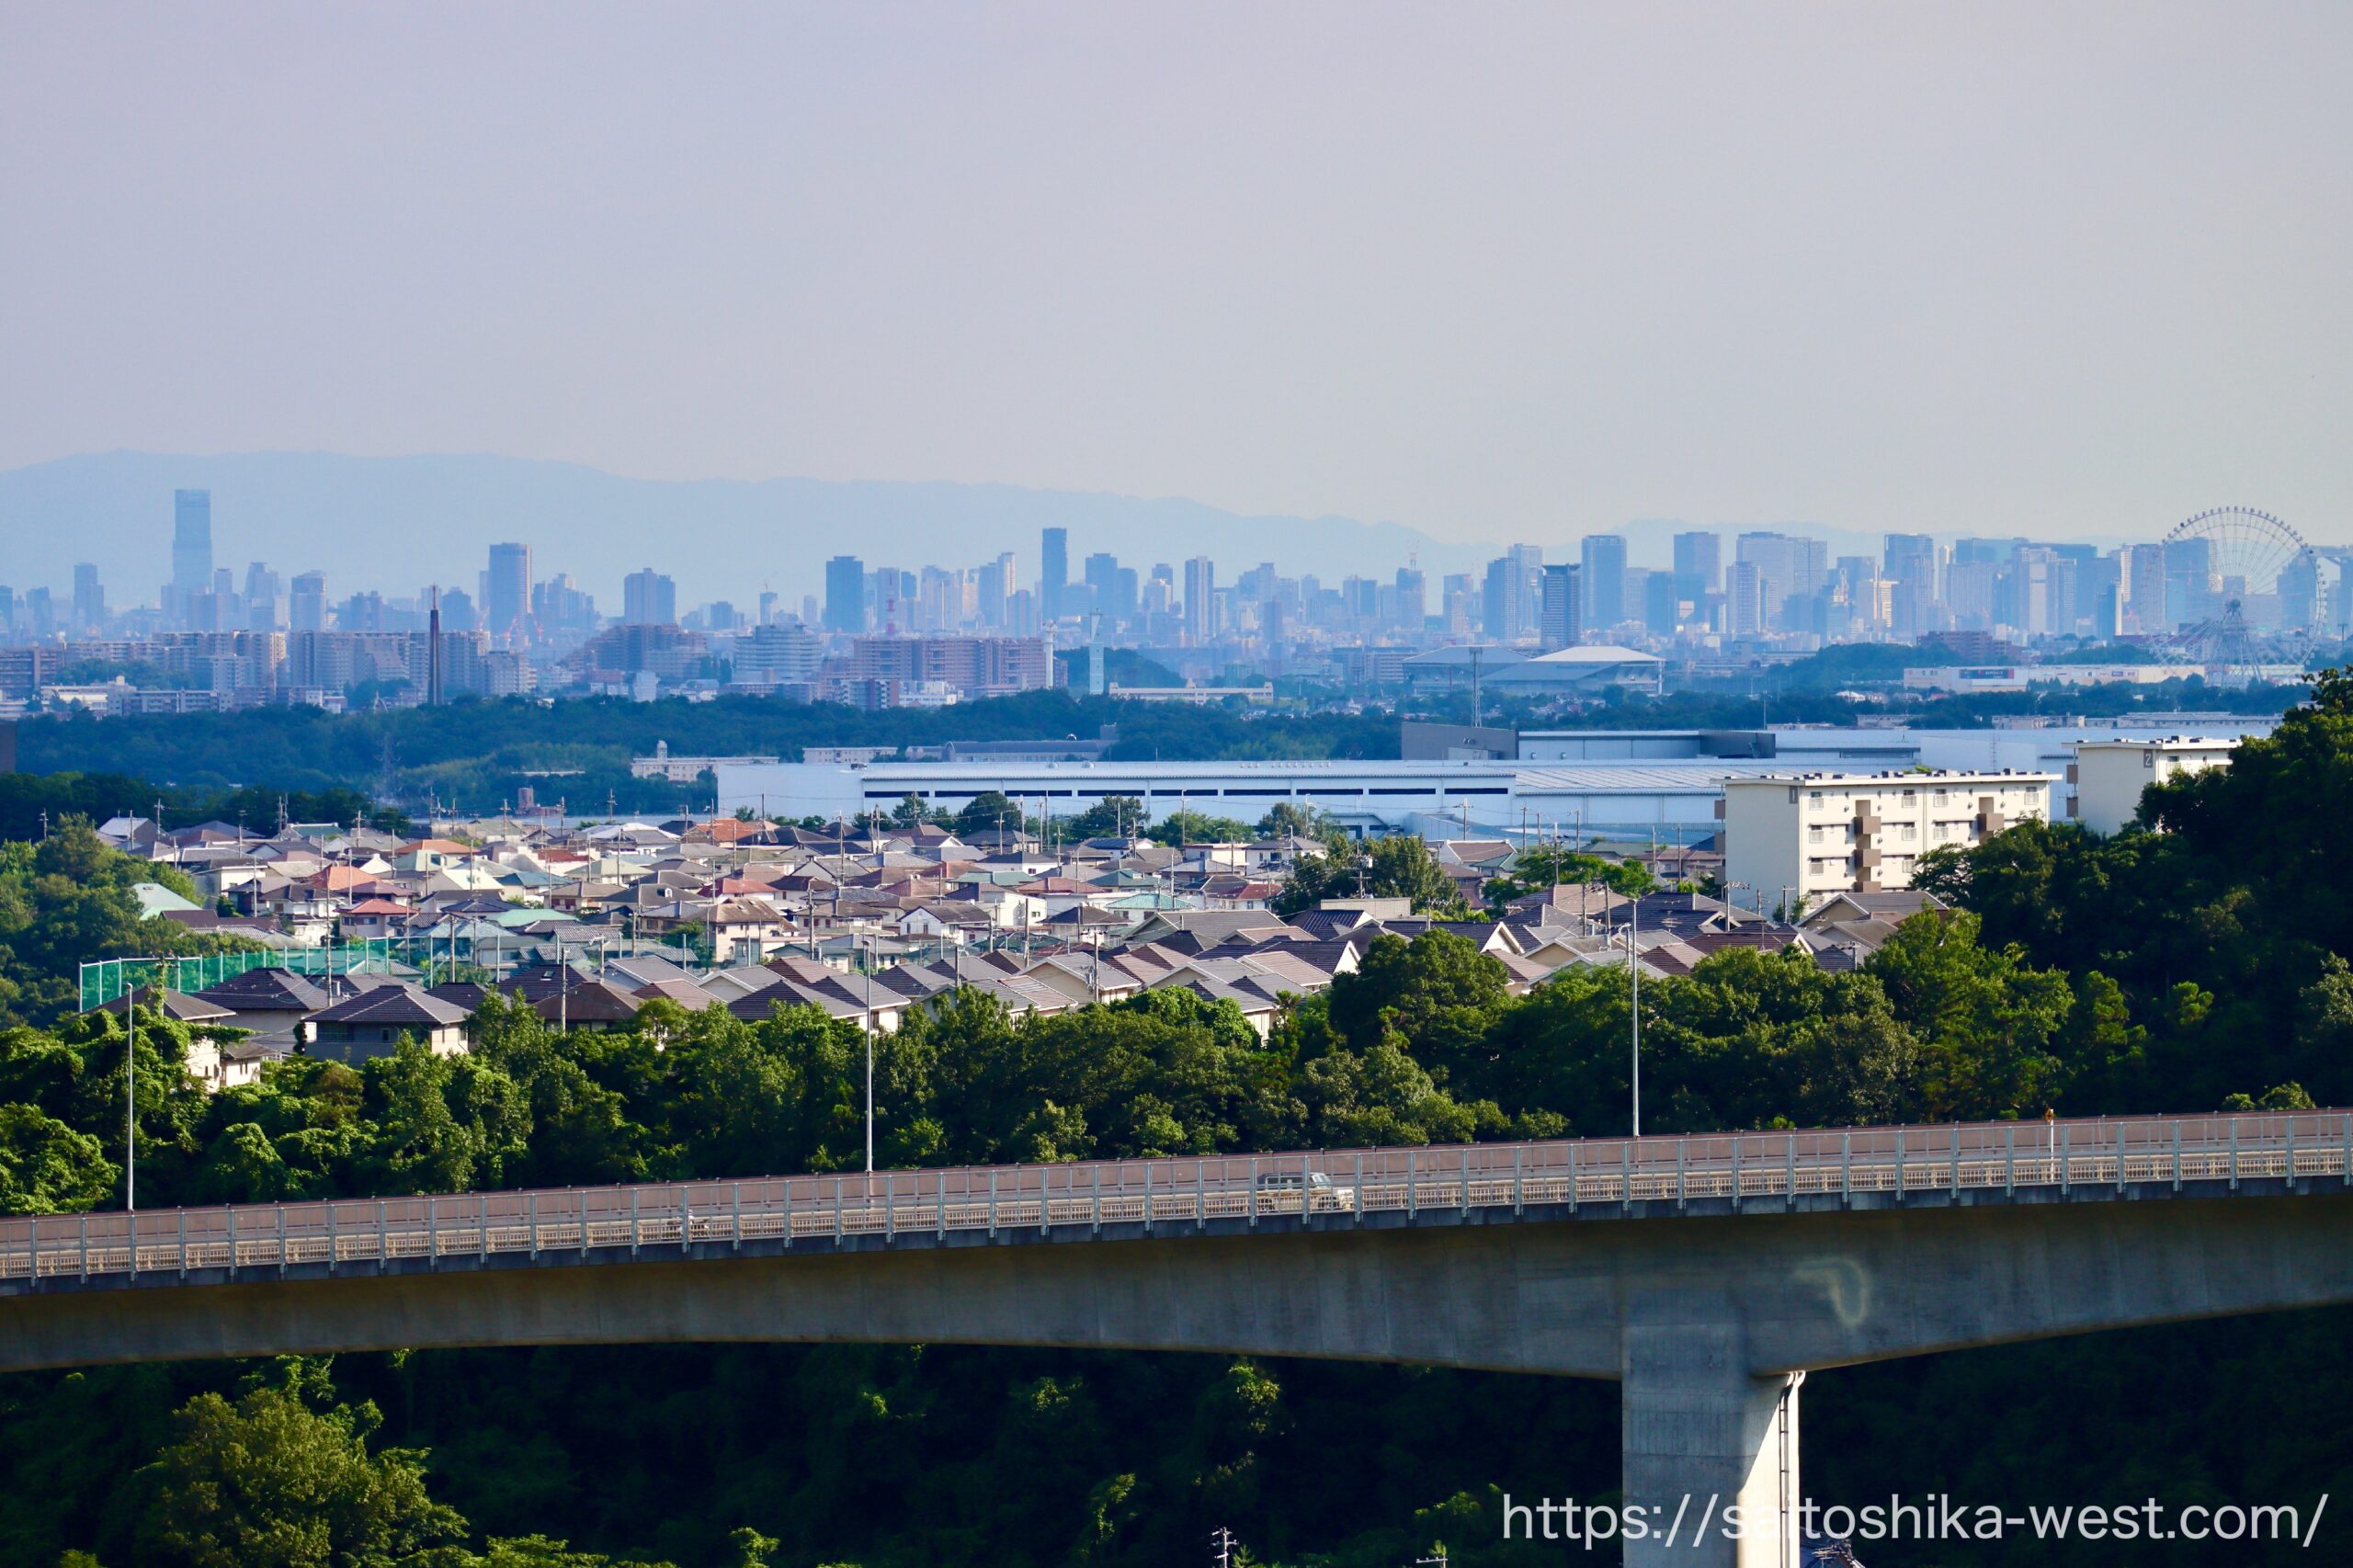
[[825, 554, 867, 633], [1480, 557, 1513, 639], [1006, 587, 1039, 636], [1539, 563, 1583, 652], [1882, 533, 1939, 642], [2163, 536, 2216, 627], [1953, 537, 2021, 568], [1509, 545, 1542, 638], [1183, 556, 1216, 642], [2006, 547, 2063, 637], [2082, 551, 2125, 638], [1040, 528, 1069, 622], [2124, 543, 2167, 635], [438, 586, 479, 633], [290, 571, 327, 632], [975, 553, 1009, 629], [243, 562, 284, 631], [1730, 561, 1765, 637], [1643, 570, 1681, 635], [1672, 530, 1721, 594], [1394, 567, 1427, 631], [1083, 551, 1120, 626], [1483, 545, 1543, 640], [916, 566, 966, 631], [71, 563, 103, 631], [1580, 534, 1627, 629], [1735, 531, 1810, 632], [171, 490, 213, 622], [622, 569, 676, 626], [485, 542, 531, 643]]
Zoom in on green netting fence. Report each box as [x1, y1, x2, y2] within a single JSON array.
[[78, 941, 403, 1013]]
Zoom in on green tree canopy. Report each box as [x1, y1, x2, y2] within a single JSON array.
[[1274, 834, 1470, 917]]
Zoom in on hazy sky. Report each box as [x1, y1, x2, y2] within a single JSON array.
[[4, 3, 2349, 545]]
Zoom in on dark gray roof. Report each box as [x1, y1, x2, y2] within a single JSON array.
[[195, 967, 333, 1012], [307, 983, 470, 1028]]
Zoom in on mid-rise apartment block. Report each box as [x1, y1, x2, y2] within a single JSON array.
[[1722, 769, 2055, 910], [2067, 737, 2234, 835]]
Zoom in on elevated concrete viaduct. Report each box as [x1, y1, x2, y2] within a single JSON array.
[[4, 1113, 2349, 1566]]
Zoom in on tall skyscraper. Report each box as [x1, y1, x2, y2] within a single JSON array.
[[825, 554, 867, 633], [1481, 557, 1513, 640], [1083, 551, 1120, 626], [1735, 531, 1812, 632], [1394, 567, 1427, 631], [1481, 545, 1543, 640], [290, 571, 327, 632], [975, 553, 1010, 629], [622, 568, 676, 626], [2124, 543, 2168, 635], [1539, 563, 1583, 652], [1580, 535, 1627, 629], [71, 563, 103, 631], [1672, 530, 1721, 594], [171, 490, 213, 622], [1882, 533, 1939, 642], [1040, 528, 1069, 622], [1730, 560, 1765, 637], [486, 542, 531, 643], [1183, 556, 1216, 642], [2162, 536, 2217, 628]]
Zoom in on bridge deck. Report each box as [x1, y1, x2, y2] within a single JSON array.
[[3, 1109, 2345, 1293]]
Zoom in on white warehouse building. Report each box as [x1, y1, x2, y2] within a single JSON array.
[[713, 721, 2263, 848], [718, 757, 1795, 845], [1721, 770, 2056, 913]]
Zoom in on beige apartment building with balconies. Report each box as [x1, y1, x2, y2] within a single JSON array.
[[1720, 770, 2055, 915]]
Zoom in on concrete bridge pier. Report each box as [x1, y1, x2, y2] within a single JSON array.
[[1621, 1293, 1802, 1568]]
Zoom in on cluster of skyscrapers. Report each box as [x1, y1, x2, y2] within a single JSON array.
[[0, 490, 2340, 715]]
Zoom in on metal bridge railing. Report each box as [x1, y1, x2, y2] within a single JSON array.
[[2, 1111, 2345, 1287]]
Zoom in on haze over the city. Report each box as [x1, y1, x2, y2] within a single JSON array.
[[6, 2, 2351, 554]]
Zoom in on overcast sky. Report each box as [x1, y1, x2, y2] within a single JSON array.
[[4, 3, 2348, 546]]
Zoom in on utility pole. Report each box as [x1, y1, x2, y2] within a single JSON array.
[[123, 980, 137, 1210], [1629, 894, 1641, 1138], [1210, 1528, 1237, 1568], [864, 935, 876, 1174]]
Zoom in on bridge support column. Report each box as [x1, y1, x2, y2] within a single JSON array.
[[1621, 1299, 1802, 1568]]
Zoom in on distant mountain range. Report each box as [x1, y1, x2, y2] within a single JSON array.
[[0, 450, 1506, 610]]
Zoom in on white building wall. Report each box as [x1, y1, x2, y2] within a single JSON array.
[[2069, 741, 2235, 835], [1723, 772, 2055, 911]]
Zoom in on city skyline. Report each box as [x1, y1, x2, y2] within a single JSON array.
[[1, 472, 2331, 717], [1, 445, 2329, 619], [15, 483, 2323, 642]]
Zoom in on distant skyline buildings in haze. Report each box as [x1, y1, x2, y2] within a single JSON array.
[[169, 489, 210, 622], [5, 481, 2344, 681], [484, 543, 531, 643]]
